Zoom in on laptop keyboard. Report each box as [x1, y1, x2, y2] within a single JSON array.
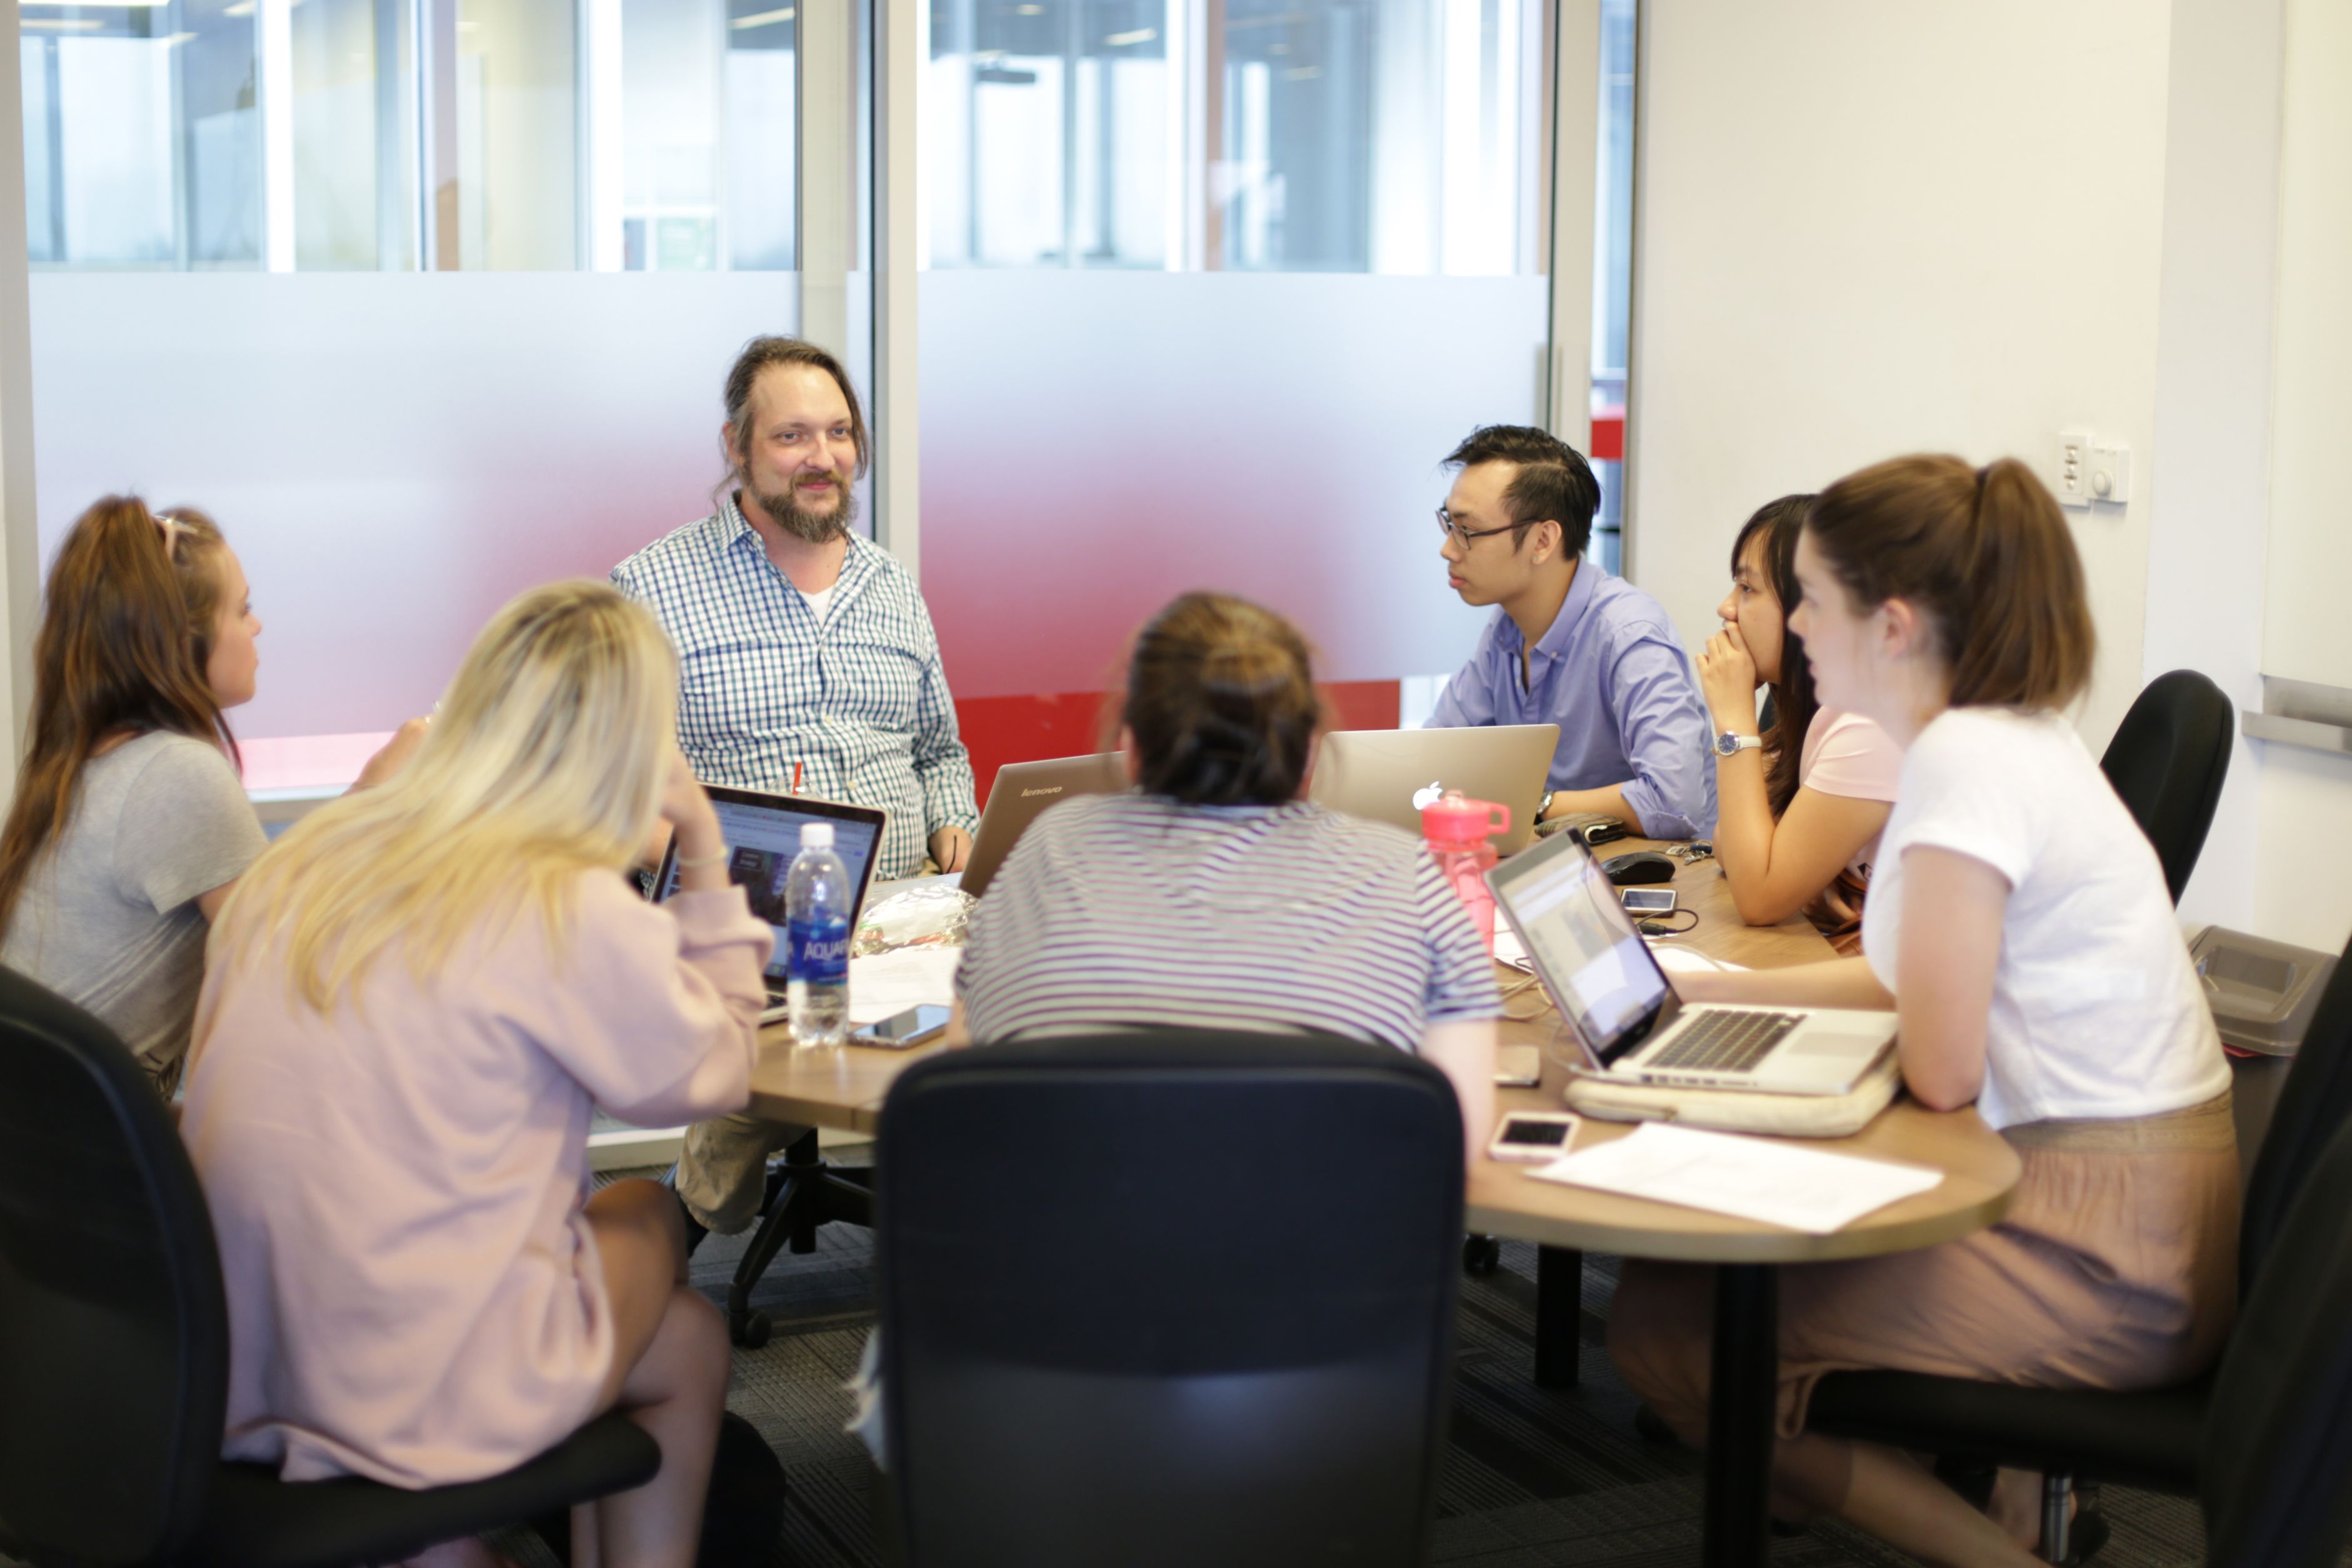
[[1644, 1010, 1803, 1074]]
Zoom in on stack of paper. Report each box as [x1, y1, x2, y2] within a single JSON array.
[[1530, 1122, 1942, 1232], [847, 946, 963, 1027]]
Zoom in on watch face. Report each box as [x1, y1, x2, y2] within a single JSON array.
[[1714, 732, 1737, 756]]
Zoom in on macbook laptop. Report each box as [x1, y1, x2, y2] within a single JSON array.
[[652, 786, 888, 1024], [960, 752, 1128, 900], [1486, 828, 1896, 1094], [1308, 724, 1558, 854]]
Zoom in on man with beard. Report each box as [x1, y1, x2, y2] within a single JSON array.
[[614, 336, 977, 882], [614, 337, 979, 1247]]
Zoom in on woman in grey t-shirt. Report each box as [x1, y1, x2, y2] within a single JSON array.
[[0, 497, 417, 1093]]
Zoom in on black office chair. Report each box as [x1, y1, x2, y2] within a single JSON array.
[[874, 1030, 1464, 1568], [2098, 669, 2234, 904], [1806, 925, 2352, 1563], [0, 965, 660, 1568]]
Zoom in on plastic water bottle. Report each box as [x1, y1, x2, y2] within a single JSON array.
[[1421, 789, 1512, 954], [785, 822, 851, 1047]]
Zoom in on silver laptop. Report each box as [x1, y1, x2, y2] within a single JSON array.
[[1486, 828, 1896, 1094], [1308, 724, 1558, 854], [960, 752, 1129, 899], [651, 786, 888, 1024]]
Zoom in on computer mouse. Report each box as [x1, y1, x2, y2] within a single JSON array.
[[1601, 849, 1677, 886]]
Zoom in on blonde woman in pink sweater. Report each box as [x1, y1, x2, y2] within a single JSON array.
[[181, 582, 773, 1568]]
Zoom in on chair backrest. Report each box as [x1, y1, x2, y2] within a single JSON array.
[[2237, 926, 2352, 1296], [2202, 1113, 2352, 1568], [2097, 669, 2234, 904], [0, 966, 228, 1567], [876, 1031, 1464, 1568]]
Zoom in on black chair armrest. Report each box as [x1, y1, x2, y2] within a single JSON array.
[[1806, 1370, 2208, 1494]]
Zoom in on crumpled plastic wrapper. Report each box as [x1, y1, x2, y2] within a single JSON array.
[[853, 882, 973, 956]]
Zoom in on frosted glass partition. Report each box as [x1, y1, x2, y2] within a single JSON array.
[[920, 269, 1548, 697], [29, 274, 799, 739]]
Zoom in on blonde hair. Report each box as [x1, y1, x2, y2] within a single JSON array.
[[220, 581, 677, 1011]]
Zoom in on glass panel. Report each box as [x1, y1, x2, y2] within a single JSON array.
[[921, 0, 1553, 698], [19, 4, 262, 269], [17, 0, 799, 272], [29, 273, 802, 737], [294, 0, 416, 271], [1588, 0, 1634, 574], [924, 0, 1541, 276], [921, 269, 1546, 696]]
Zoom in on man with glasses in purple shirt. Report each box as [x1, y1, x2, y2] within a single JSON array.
[[1428, 425, 1716, 841]]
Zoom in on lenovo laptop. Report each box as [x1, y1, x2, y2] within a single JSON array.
[[960, 752, 1128, 900], [1486, 828, 1896, 1094], [652, 786, 887, 1024], [1308, 724, 1557, 854]]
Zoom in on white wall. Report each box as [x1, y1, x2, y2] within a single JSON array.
[[2248, 0, 2352, 950], [2141, 0, 2284, 939], [1626, 0, 2173, 753]]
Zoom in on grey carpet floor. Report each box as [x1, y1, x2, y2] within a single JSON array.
[[6, 1154, 2215, 1567], [549, 1156, 2211, 1568]]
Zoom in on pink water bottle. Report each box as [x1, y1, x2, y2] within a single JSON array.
[[1421, 789, 1511, 953]]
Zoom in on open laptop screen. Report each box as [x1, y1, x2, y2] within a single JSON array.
[[1488, 831, 1671, 1064], [653, 789, 884, 985]]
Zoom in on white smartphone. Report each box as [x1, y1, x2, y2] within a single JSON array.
[[849, 1004, 952, 1049], [1494, 1042, 1542, 1087], [1619, 886, 1678, 915], [1486, 1111, 1581, 1163]]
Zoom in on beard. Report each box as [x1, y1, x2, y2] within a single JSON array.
[[745, 473, 856, 544]]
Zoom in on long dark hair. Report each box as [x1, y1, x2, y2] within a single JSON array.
[[0, 496, 239, 936], [1729, 495, 1817, 817]]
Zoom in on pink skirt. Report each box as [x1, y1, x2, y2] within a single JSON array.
[[1609, 1091, 2240, 1444]]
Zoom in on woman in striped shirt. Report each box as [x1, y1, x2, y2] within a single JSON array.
[[945, 591, 1503, 1156]]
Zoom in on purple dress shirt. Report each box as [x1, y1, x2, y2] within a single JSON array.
[[1428, 561, 1717, 840]]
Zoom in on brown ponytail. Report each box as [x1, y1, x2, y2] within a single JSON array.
[[1121, 592, 1324, 807], [1804, 455, 2095, 711], [0, 496, 240, 937]]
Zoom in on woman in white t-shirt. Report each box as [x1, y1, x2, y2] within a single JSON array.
[[1696, 495, 1903, 950], [1609, 457, 2236, 1568]]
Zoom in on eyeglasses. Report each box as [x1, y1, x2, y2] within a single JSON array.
[[1436, 506, 1529, 546]]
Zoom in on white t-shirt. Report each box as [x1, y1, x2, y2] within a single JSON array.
[[1796, 706, 1903, 881], [1861, 706, 2229, 1132], [798, 581, 836, 624]]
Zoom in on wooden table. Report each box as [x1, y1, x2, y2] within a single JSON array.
[[1468, 843, 2019, 1568], [741, 840, 2023, 1568]]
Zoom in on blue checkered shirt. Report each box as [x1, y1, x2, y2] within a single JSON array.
[[612, 501, 979, 879]]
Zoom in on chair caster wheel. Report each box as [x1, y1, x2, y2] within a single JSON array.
[[732, 1311, 772, 1350], [1463, 1235, 1501, 1275]]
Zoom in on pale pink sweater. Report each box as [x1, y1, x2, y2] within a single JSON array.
[[179, 875, 771, 1487]]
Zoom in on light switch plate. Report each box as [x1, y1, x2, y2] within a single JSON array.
[[2056, 427, 2092, 508], [2088, 438, 2131, 505]]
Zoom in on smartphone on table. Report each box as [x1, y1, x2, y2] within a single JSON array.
[[1486, 1111, 1581, 1163], [849, 1004, 952, 1049], [1619, 887, 1678, 916]]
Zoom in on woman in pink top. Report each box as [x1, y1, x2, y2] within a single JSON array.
[[1696, 496, 1903, 950], [181, 582, 772, 1568]]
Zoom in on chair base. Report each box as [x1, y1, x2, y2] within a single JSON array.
[[728, 1127, 874, 1347]]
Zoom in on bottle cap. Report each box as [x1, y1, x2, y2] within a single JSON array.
[[1420, 789, 1511, 846], [800, 822, 835, 849]]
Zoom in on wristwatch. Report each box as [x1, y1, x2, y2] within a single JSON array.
[[1713, 729, 1763, 758], [1538, 790, 1556, 820]]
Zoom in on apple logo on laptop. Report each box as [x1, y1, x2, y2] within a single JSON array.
[[1411, 781, 1444, 811]]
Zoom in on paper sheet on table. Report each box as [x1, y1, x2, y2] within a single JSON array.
[[1529, 1121, 1942, 1233], [1491, 929, 1744, 977], [847, 947, 963, 1027], [1652, 946, 1748, 976]]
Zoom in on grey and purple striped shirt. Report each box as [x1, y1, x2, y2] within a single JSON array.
[[956, 793, 1503, 1050]]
